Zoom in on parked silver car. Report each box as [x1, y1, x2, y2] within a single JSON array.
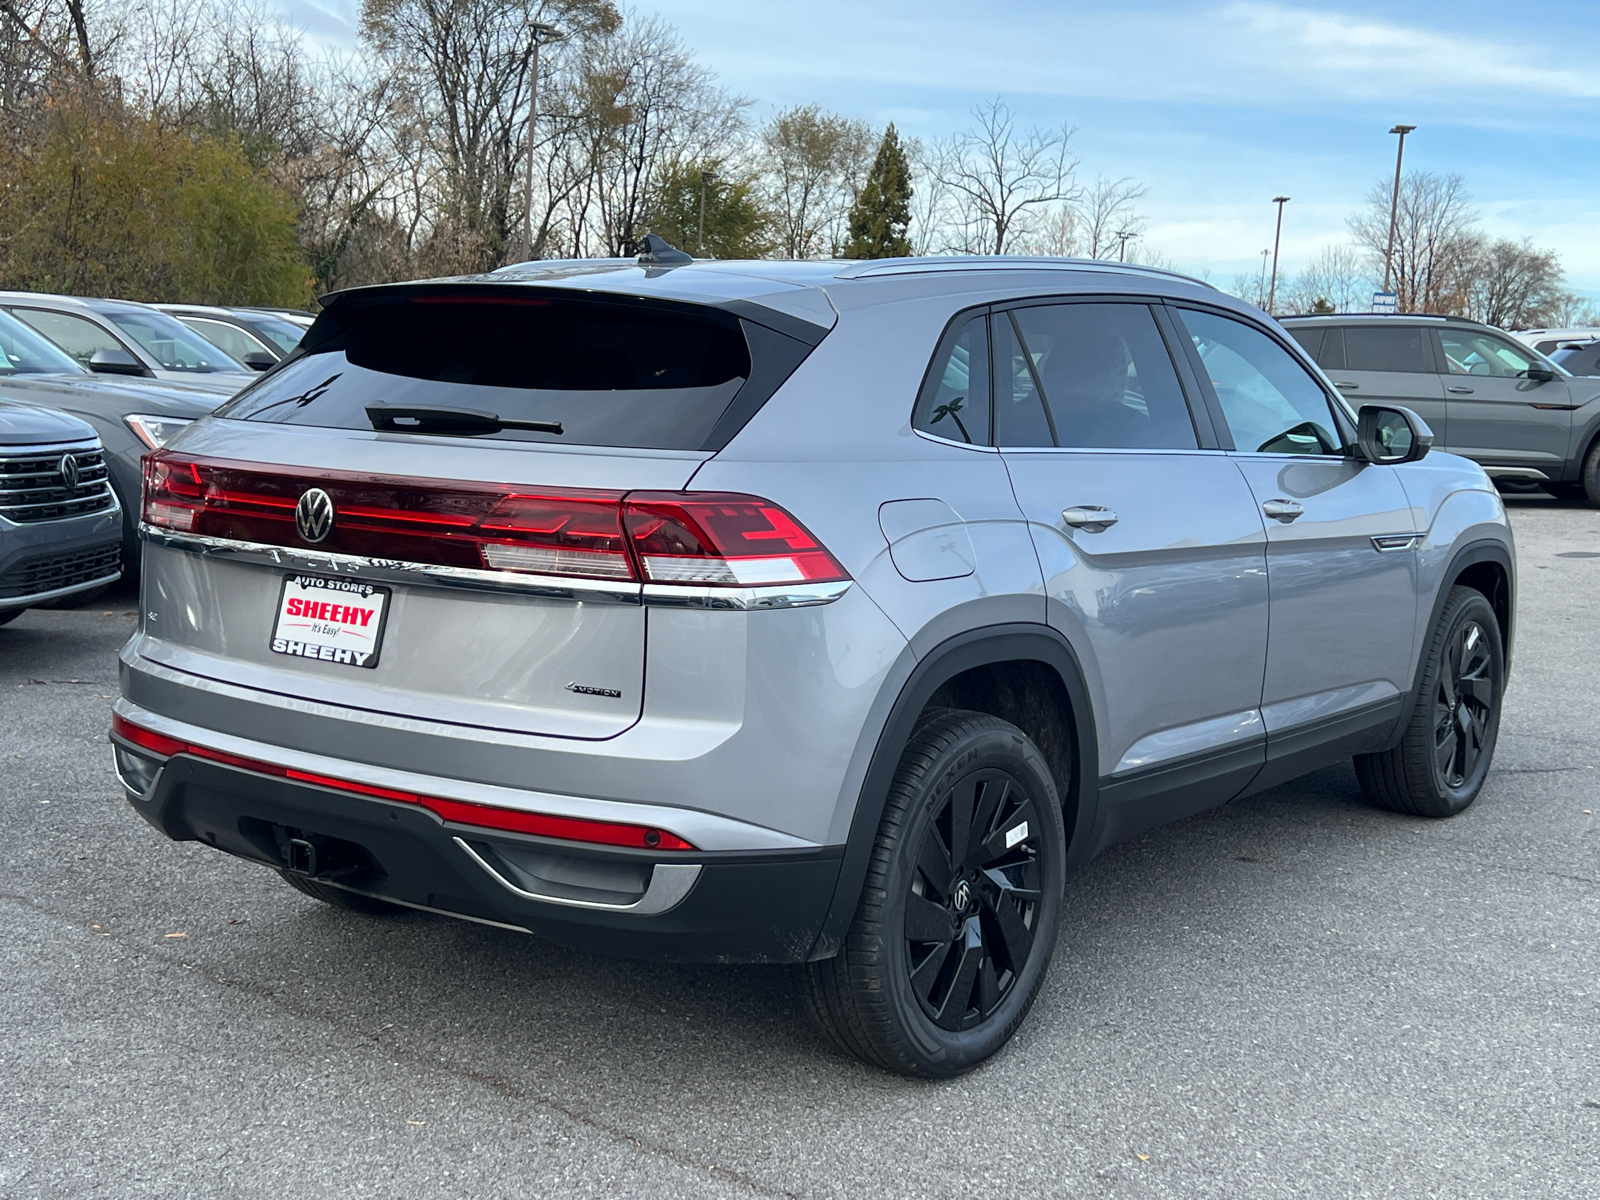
[[0, 292, 255, 394], [0, 399, 121, 622], [1283, 313, 1600, 503], [112, 254, 1515, 1077]]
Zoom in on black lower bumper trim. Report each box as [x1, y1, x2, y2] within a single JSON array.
[[130, 755, 842, 964]]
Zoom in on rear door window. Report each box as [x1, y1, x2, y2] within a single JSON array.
[[995, 302, 1197, 449], [1344, 326, 1430, 373], [220, 291, 792, 452]]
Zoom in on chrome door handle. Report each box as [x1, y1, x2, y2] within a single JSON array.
[[1334, 382, 1358, 391], [1262, 499, 1304, 522], [1447, 385, 1474, 394], [1062, 505, 1118, 531]]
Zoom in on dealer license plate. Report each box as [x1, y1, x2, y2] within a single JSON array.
[[270, 575, 390, 669]]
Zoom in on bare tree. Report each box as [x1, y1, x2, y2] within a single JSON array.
[[934, 97, 1077, 254], [1460, 237, 1566, 329], [1076, 175, 1144, 260], [761, 103, 870, 259], [1280, 244, 1371, 314], [1009, 204, 1078, 256], [1349, 170, 1476, 312]]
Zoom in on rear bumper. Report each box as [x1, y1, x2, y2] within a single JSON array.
[[119, 746, 842, 964]]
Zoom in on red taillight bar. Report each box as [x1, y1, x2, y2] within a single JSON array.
[[141, 452, 848, 589], [110, 714, 695, 852]]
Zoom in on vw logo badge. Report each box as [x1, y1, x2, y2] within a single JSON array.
[[951, 879, 972, 912], [58, 453, 80, 489], [295, 487, 335, 544]]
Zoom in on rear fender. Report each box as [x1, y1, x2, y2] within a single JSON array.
[[807, 623, 1099, 960]]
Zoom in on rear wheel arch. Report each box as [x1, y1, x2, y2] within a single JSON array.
[[808, 624, 1099, 961]]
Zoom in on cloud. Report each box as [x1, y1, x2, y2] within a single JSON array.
[[1220, 2, 1600, 102]]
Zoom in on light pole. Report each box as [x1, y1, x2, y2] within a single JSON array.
[[1115, 230, 1136, 262], [1267, 196, 1290, 315], [518, 22, 563, 263], [698, 169, 719, 255], [1382, 124, 1415, 297]]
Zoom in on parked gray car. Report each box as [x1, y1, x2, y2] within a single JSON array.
[[0, 309, 220, 571], [112, 254, 1515, 1077], [0, 399, 121, 623], [0, 292, 255, 395], [1282, 313, 1600, 503]]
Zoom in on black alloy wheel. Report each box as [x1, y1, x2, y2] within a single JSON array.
[[802, 709, 1067, 1078], [1356, 585, 1504, 818], [1432, 616, 1494, 789], [905, 766, 1043, 1032]]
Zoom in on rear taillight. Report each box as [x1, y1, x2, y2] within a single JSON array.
[[142, 452, 848, 588], [109, 714, 696, 851], [624, 494, 848, 585]]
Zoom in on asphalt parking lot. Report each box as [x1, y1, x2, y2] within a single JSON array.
[[3, 494, 1597, 1199]]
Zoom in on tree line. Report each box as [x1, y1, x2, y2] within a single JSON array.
[[0, 0, 1588, 330], [1240, 171, 1594, 328]]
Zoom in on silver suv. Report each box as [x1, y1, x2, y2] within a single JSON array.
[[113, 254, 1515, 1077]]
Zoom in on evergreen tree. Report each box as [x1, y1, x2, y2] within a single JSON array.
[[646, 161, 776, 260], [843, 124, 913, 259]]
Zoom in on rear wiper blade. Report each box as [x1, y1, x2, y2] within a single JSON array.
[[365, 405, 562, 436]]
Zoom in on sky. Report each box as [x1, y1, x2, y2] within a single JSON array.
[[279, 0, 1600, 295]]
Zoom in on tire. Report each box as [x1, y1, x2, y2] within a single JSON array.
[[1580, 439, 1600, 506], [802, 709, 1068, 1078], [278, 870, 410, 915], [1354, 586, 1504, 818], [0, 608, 25, 628]]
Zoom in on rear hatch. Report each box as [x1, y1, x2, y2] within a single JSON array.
[[136, 280, 827, 739]]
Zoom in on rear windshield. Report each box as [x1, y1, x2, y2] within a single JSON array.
[[219, 292, 757, 451]]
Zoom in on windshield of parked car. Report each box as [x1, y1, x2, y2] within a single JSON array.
[[217, 292, 756, 451], [0, 309, 87, 375], [103, 308, 248, 373]]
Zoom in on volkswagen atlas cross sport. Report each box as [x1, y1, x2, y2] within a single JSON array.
[[112, 250, 1516, 1078]]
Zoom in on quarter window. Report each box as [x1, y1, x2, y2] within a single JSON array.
[[1178, 308, 1344, 455], [913, 313, 990, 445], [995, 302, 1197, 450]]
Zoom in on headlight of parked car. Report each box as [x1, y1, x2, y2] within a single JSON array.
[[124, 414, 194, 450]]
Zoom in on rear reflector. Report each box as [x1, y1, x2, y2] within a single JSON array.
[[142, 453, 847, 589], [109, 714, 696, 851]]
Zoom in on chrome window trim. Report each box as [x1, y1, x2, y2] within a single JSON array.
[[141, 526, 852, 610], [911, 428, 1000, 453]]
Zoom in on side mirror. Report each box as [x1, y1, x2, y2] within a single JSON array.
[[1355, 404, 1432, 465], [1524, 363, 1556, 383], [240, 351, 276, 371], [88, 347, 151, 377]]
